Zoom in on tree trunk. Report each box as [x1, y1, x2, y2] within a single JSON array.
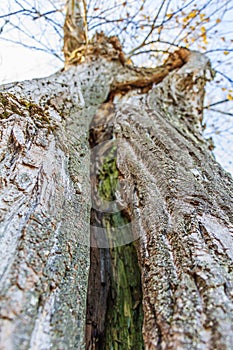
[[0, 45, 233, 350]]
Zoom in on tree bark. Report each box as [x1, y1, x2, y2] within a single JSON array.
[[114, 53, 233, 349], [0, 45, 233, 350], [0, 60, 117, 349]]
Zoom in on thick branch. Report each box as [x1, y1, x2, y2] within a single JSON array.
[[107, 48, 190, 100], [63, 0, 88, 63]]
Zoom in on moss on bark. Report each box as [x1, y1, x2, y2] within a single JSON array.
[[86, 141, 144, 349]]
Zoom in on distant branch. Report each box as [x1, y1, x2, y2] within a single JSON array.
[[215, 70, 233, 84], [204, 99, 230, 108], [0, 9, 29, 19], [128, 0, 195, 57], [206, 108, 233, 117], [33, 9, 62, 20], [206, 49, 233, 53], [0, 36, 63, 61]]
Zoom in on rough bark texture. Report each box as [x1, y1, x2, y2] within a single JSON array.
[[113, 54, 233, 349], [0, 40, 233, 350], [0, 60, 121, 349]]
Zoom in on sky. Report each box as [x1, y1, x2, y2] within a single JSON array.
[[0, 0, 232, 175], [0, 42, 62, 83]]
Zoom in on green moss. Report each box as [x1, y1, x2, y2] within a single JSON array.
[[96, 147, 144, 349], [0, 93, 56, 129], [105, 234, 144, 350], [98, 146, 118, 202]]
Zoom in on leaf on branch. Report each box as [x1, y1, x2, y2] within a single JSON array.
[[200, 13, 206, 20], [183, 9, 198, 23], [200, 26, 206, 34], [158, 25, 163, 34], [202, 34, 208, 45], [188, 9, 198, 19], [199, 13, 210, 23]]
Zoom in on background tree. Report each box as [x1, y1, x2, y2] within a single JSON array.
[[0, 1, 233, 349]]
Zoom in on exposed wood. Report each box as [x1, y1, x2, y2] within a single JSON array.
[[86, 102, 144, 349]]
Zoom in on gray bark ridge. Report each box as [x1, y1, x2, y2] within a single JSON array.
[[113, 52, 233, 349], [0, 60, 121, 350]]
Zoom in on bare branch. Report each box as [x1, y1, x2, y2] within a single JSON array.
[[206, 108, 233, 117], [215, 70, 233, 84], [204, 99, 230, 108], [0, 9, 28, 19], [0, 36, 63, 61]]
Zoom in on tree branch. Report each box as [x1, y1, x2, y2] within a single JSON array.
[[63, 0, 88, 64]]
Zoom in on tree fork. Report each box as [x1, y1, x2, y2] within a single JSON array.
[[0, 20, 233, 350]]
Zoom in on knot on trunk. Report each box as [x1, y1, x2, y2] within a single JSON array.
[[64, 32, 126, 67]]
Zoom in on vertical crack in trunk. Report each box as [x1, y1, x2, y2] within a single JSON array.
[[85, 102, 144, 349]]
